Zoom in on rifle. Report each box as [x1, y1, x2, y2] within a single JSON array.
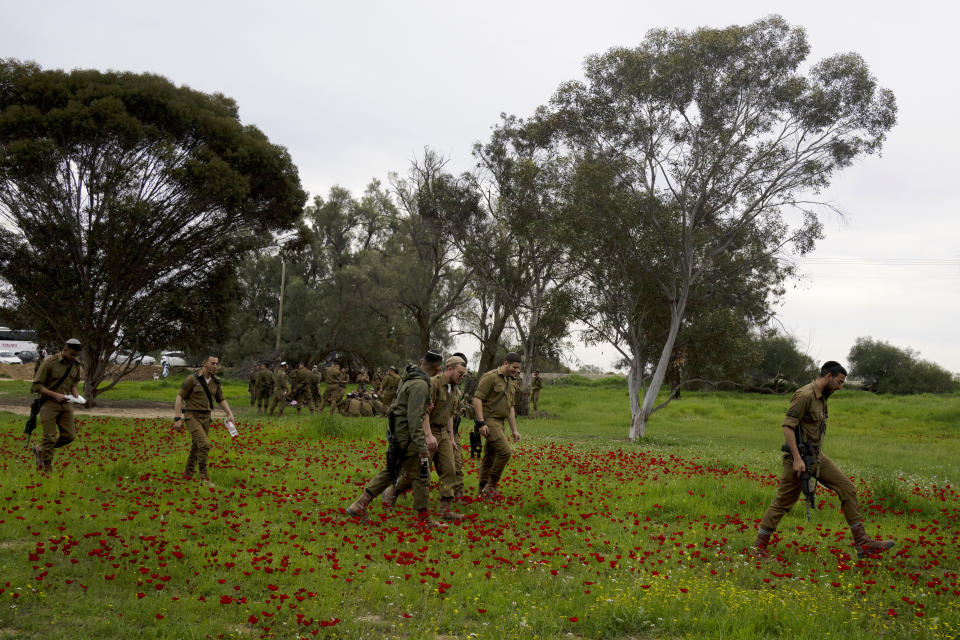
[[782, 434, 819, 521]]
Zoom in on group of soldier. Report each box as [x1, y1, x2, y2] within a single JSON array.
[[246, 360, 409, 417], [28, 338, 895, 558]]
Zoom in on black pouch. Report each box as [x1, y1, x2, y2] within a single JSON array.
[[469, 430, 483, 459]]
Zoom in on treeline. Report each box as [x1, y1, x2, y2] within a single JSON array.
[[5, 17, 938, 431]]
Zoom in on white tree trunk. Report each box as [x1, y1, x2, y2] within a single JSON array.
[[626, 355, 644, 440], [633, 296, 687, 440]]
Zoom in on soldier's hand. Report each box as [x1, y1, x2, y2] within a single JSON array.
[[792, 456, 806, 479], [174, 422, 184, 434], [511, 431, 521, 443], [426, 433, 438, 453], [478, 425, 489, 438]]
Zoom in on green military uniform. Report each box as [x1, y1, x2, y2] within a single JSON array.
[[347, 395, 362, 417], [317, 363, 342, 414], [269, 368, 290, 416], [289, 366, 312, 414], [31, 354, 83, 472], [360, 397, 374, 417], [381, 369, 401, 409], [357, 371, 370, 391], [177, 372, 225, 479], [531, 374, 543, 411], [759, 382, 863, 532], [426, 373, 461, 499], [255, 367, 274, 412], [338, 370, 350, 402], [355, 365, 432, 510], [310, 369, 323, 413], [475, 367, 517, 492], [371, 395, 384, 416], [372, 369, 383, 389], [248, 367, 258, 406]]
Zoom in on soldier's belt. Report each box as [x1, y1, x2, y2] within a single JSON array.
[[184, 409, 211, 415]]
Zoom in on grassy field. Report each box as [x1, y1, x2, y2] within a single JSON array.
[[0, 377, 957, 639]]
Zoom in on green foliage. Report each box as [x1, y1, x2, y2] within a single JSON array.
[[0, 58, 306, 404], [849, 336, 958, 394], [749, 331, 818, 390]]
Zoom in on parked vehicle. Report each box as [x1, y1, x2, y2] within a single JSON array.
[[16, 350, 39, 363], [110, 352, 156, 366], [0, 351, 23, 364], [160, 351, 189, 367]]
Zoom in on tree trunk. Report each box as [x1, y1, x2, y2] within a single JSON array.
[[477, 310, 509, 375], [626, 356, 643, 440], [632, 296, 688, 440]]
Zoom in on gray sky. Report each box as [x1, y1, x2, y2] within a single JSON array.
[[7, 0, 959, 373]]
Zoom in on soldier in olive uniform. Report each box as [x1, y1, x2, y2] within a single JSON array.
[[290, 360, 313, 415], [346, 393, 363, 417], [30, 339, 84, 473], [424, 356, 469, 518], [255, 363, 275, 414], [248, 364, 259, 407], [173, 355, 235, 484], [380, 366, 401, 409], [473, 352, 522, 498], [360, 393, 374, 417], [530, 369, 543, 411], [269, 362, 290, 416], [372, 367, 383, 390], [754, 362, 895, 560], [311, 366, 324, 413], [347, 351, 444, 525], [356, 369, 370, 392], [317, 359, 343, 415]]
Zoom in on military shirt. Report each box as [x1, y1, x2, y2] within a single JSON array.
[[32, 355, 83, 395], [178, 372, 225, 412], [290, 368, 308, 390], [391, 365, 430, 454], [531, 376, 543, 391], [257, 368, 275, 390], [324, 364, 341, 386], [427, 373, 460, 428], [382, 371, 401, 392], [783, 382, 828, 448], [474, 368, 516, 420], [274, 370, 290, 393]]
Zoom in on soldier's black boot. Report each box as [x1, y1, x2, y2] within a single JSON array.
[[850, 522, 895, 559]]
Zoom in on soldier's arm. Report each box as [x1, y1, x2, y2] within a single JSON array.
[[407, 381, 429, 455], [508, 406, 520, 441], [782, 390, 810, 475]]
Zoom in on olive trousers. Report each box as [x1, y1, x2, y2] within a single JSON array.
[[760, 452, 864, 531]]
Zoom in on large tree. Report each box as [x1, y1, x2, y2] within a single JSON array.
[[548, 17, 896, 438], [0, 60, 305, 404]]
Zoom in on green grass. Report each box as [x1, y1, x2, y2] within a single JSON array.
[[0, 378, 957, 639]]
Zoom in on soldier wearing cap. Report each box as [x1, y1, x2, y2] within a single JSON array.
[[473, 352, 522, 498], [269, 362, 290, 416], [347, 350, 444, 526], [30, 338, 84, 473], [380, 354, 469, 518], [530, 369, 544, 411], [173, 355, 235, 484]]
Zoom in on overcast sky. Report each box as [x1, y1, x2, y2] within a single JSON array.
[[7, 0, 959, 373]]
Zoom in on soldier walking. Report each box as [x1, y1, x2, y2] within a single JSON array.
[[30, 339, 84, 473], [473, 352, 522, 498], [269, 362, 290, 416], [173, 355, 235, 485], [346, 350, 443, 525], [753, 361, 895, 559]]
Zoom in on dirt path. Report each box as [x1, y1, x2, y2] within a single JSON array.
[[0, 404, 170, 419]]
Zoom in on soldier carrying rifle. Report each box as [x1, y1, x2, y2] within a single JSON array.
[[753, 361, 895, 560]]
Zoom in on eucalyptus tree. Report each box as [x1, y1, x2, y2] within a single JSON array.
[[548, 16, 896, 438]]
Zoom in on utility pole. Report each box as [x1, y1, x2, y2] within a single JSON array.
[[275, 257, 286, 353]]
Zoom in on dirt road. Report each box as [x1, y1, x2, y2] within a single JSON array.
[[0, 404, 170, 419]]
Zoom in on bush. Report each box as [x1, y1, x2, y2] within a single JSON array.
[[848, 337, 958, 394]]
